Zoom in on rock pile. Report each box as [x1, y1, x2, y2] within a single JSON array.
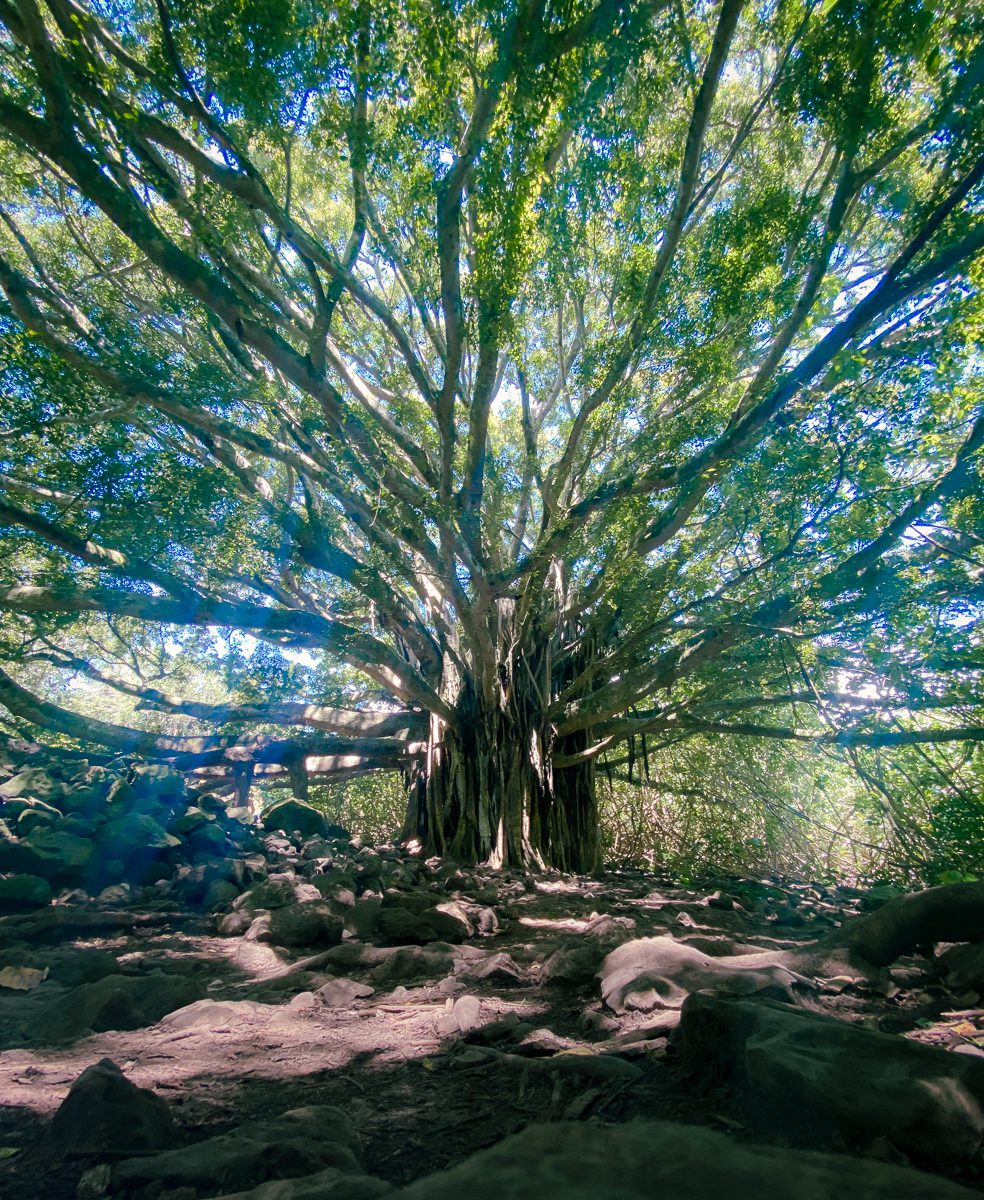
[[0, 739, 264, 909], [218, 829, 501, 956], [2, 739, 984, 1200]]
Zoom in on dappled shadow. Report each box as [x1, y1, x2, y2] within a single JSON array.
[[2, 866, 983, 1199]]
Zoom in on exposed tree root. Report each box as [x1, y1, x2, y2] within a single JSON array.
[[821, 882, 984, 968]]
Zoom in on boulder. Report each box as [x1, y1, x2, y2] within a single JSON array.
[[435, 994, 482, 1035], [237, 877, 303, 911], [314, 879, 357, 906], [205, 879, 242, 910], [464, 952, 525, 986], [940, 942, 984, 995], [369, 944, 457, 986], [60, 782, 110, 817], [0, 817, 40, 873], [189, 821, 230, 853], [262, 801, 333, 840], [170, 806, 212, 835], [49, 949, 120, 987], [388, 1119, 980, 1199], [15, 799, 62, 834], [316, 978, 375, 1007], [37, 972, 205, 1041], [0, 873, 52, 913], [109, 1106, 361, 1196], [0, 963, 47, 990], [43, 1058, 177, 1155], [219, 909, 254, 936], [161, 999, 276, 1031], [21, 829, 95, 881], [261, 902, 344, 948], [377, 905, 441, 945], [130, 762, 186, 798], [540, 944, 608, 988], [344, 897, 382, 938], [673, 992, 984, 1169], [213, 1170, 393, 1200], [101, 812, 182, 857], [0, 768, 64, 803], [428, 902, 473, 942]]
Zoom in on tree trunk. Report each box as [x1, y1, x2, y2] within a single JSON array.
[[402, 687, 600, 872]]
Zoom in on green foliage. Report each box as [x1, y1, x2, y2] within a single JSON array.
[[305, 772, 407, 844], [0, 0, 980, 872], [597, 735, 899, 883]]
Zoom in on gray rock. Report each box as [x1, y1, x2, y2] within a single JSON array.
[[170, 806, 212, 835], [316, 880, 357, 907], [109, 1106, 361, 1196], [344, 897, 382, 938], [237, 877, 303, 911], [301, 838, 337, 860], [214, 1170, 393, 1200], [43, 1058, 176, 1155], [435, 994, 482, 1035], [204, 879, 242, 910], [389, 1119, 979, 1199], [316, 978, 375, 1007], [262, 800, 333, 839], [16, 801, 61, 834], [49, 949, 120, 987], [464, 952, 525, 986], [465, 903, 499, 936], [292, 881, 324, 903], [377, 904, 441, 945], [262, 902, 344, 948], [219, 909, 254, 936], [940, 942, 984, 994], [0, 873, 52, 913], [37, 972, 206, 1041], [101, 812, 182, 857], [0, 768, 64, 803], [674, 992, 984, 1168], [22, 828, 95, 880], [189, 821, 230, 852], [305, 943, 395, 973], [161, 999, 276, 1030], [540, 944, 609, 987], [428, 902, 473, 942], [0, 817, 39, 873], [369, 944, 457, 986], [130, 762, 186, 797], [60, 783, 110, 817]]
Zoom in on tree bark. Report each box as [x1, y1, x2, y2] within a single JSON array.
[[403, 682, 600, 871], [824, 882, 984, 967]]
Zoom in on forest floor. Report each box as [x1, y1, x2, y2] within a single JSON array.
[[1, 834, 983, 1199]]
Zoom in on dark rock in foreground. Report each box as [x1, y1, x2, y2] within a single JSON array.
[[388, 1119, 980, 1199], [106, 1105, 362, 1196], [43, 1058, 177, 1155], [673, 992, 984, 1169]]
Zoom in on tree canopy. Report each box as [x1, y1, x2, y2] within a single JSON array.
[[0, 0, 981, 868]]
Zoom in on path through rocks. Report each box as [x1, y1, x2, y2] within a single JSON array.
[[1, 744, 983, 1198]]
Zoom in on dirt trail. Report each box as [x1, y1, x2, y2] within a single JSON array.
[[2, 842, 982, 1198]]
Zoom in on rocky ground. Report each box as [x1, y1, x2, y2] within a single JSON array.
[[1, 739, 983, 1198]]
